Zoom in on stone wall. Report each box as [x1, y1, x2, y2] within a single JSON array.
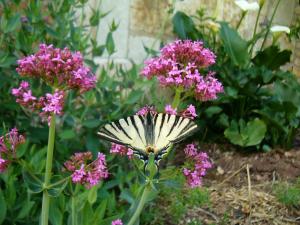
[[92, 0, 299, 75]]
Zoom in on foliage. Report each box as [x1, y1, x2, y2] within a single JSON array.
[[0, 0, 153, 224], [172, 7, 300, 150], [274, 179, 300, 207], [141, 182, 211, 225]]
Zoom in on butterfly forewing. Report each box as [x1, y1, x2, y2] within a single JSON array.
[[98, 112, 198, 163], [98, 115, 148, 151], [154, 114, 198, 151]]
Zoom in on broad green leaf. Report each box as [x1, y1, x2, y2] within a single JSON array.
[[224, 120, 243, 146], [205, 106, 222, 118], [224, 119, 266, 147], [244, 119, 267, 146], [58, 129, 76, 140], [252, 45, 291, 70], [172, 11, 198, 40], [219, 22, 250, 67], [0, 190, 7, 224]]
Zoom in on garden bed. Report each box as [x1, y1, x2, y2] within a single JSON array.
[[179, 144, 300, 225]]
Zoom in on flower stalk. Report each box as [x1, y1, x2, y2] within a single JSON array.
[[236, 11, 247, 30], [41, 114, 56, 225], [172, 88, 183, 109], [127, 184, 152, 225], [260, 0, 282, 50]]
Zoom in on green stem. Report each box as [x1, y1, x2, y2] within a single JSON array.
[[171, 88, 183, 109], [41, 114, 56, 225], [260, 0, 281, 50], [127, 185, 152, 225], [236, 11, 247, 30], [249, 6, 263, 57], [71, 196, 77, 225]]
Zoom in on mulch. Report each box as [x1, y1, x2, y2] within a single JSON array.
[[179, 144, 300, 225]]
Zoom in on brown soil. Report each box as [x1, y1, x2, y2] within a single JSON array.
[[177, 144, 300, 225]]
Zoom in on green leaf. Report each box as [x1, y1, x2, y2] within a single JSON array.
[[48, 176, 68, 197], [244, 119, 267, 146], [4, 13, 21, 33], [224, 119, 267, 147], [16, 199, 35, 219], [219, 22, 250, 67], [22, 170, 43, 193], [82, 119, 101, 128], [89, 9, 100, 26], [0, 190, 7, 224], [126, 90, 143, 105], [49, 201, 63, 225], [106, 32, 115, 55], [205, 106, 222, 118], [92, 199, 107, 223], [252, 45, 291, 70], [88, 186, 97, 205], [172, 11, 198, 40], [58, 129, 76, 140]]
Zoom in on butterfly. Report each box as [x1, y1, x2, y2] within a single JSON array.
[[98, 112, 198, 168]]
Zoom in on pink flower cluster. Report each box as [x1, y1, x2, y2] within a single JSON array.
[[16, 44, 96, 93], [141, 40, 223, 101], [111, 219, 123, 225], [183, 144, 212, 188], [12, 44, 96, 124], [110, 143, 133, 159], [0, 128, 25, 173], [12, 81, 65, 124], [136, 105, 156, 116], [64, 151, 108, 188], [136, 104, 197, 120], [164, 104, 197, 120]]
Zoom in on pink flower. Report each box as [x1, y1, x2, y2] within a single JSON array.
[[0, 158, 9, 173], [141, 40, 223, 102], [72, 164, 86, 183], [0, 128, 26, 173], [164, 104, 177, 115], [12, 81, 65, 125], [111, 219, 123, 225], [110, 143, 133, 159], [22, 90, 36, 102], [183, 143, 212, 188], [39, 90, 65, 124], [136, 105, 157, 116], [181, 104, 197, 119], [16, 44, 96, 93], [64, 151, 109, 188]]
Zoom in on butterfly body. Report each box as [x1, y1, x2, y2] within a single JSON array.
[[98, 112, 198, 167]]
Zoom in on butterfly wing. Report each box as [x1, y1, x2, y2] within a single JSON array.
[[153, 113, 198, 161]]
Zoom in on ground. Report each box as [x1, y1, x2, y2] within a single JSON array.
[[181, 145, 300, 225]]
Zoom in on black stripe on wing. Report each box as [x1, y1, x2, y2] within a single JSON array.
[[170, 120, 198, 143], [97, 127, 128, 146]]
